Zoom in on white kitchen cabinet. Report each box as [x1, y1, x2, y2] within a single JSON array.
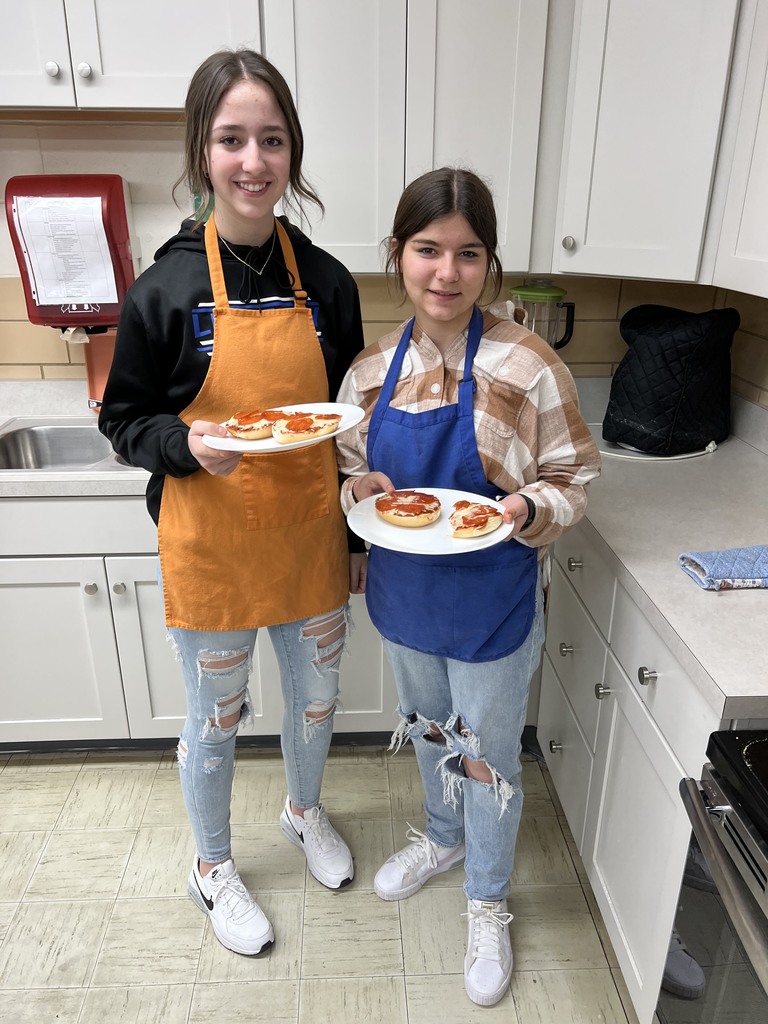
[[712, 0, 768, 297], [0, 0, 261, 109], [0, 556, 129, 742], [553, 0, 739, 281]]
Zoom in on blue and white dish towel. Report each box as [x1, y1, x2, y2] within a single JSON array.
[[679, 545, 768, 591]]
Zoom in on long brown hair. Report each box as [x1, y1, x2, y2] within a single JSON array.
[[385, 167, 503, 303], [174, 48, 323, 228]]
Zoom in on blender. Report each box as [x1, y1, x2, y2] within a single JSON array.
[[503, 280, 575, 350]]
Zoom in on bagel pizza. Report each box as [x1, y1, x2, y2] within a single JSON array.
[[271, 412, 342, 444], [375, 490, 441, 528], [224, 408, 292, 440], [449, 499, 503, 538]]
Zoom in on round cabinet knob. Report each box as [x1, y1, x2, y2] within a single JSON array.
[[83, 583, 98, 595], [562, 235, 576, 250], [559, 642, 574, 657], [567, 557, 583, 572], [637, 666, 657, 686], [77, 62, 93, 78], [44, 61, 61, 78], [549, 740, 563, 754], [594, 683, 613, 700], [112, 582, 127, 595]]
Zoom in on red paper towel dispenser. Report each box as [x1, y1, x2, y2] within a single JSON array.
[[5, 173, 137, 329]]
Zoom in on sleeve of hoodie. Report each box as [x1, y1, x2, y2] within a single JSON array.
[[98, 290, 200, 477]]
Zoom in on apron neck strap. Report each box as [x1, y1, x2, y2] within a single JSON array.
[[203, 214, 308, 308]]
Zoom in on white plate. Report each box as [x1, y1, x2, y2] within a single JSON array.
[[347, 487, 514, 555], [202, 402, 364, 453]]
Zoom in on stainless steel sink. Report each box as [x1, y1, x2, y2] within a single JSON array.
[[0, 421, 128, 471]]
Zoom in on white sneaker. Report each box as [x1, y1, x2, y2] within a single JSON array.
[[374, 825, 465, 900], [661, 928, 706, 999], [279, 797, 354, 889], [464, 898, 514, 1006], [188, 857, 274, 956]]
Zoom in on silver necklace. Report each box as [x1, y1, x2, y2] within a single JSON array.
[[219, 229, 276, 276]]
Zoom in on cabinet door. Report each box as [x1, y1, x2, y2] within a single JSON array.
[[0, 0, 75, 107], [555, 0, 738, 280], [62, 0, 260, 109], [405, 0, 547, 271], [0, 557, 129, 742], [262, 0, 407, 272], [713, 0, 768, 297], [584, 651, 692, 1024]]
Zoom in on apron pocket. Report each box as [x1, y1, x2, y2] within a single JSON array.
[[238, 446, 331, 530]]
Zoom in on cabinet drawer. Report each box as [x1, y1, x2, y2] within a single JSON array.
[[545, 561, 608, 752], [554, 524, 615, 636], [611, 584, 721, 776], [538, 653, 594, 852]]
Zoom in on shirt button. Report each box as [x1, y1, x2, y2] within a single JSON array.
[[430, 383, 440, 394]]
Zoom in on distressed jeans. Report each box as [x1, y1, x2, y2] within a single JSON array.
[[168, 603, 350, 865], [382, 576, 545, 902]]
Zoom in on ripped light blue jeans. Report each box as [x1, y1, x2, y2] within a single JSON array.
[[168, 602, 350, 865], [382, 577, 545, 903]]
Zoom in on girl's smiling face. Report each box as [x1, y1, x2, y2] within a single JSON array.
[[399, 212, 489, 348], [205, 78, 291, 245]]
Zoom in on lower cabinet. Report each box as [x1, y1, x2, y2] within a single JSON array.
[[540, 523, 723, 1024]]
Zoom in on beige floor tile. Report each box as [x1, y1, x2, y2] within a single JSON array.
[[234, 745, 286, 767], [541, 766, 566, 817], [563, 826, 590, 884], [512, 968, 629, 1023], [230, 823, 308, 893], [119, 826, 192, 898], [390, 820, 465, 889], [191, 980, 299, 1022], [196, 891, 303, 982], [0, 904, 17, 944], [326, 744, 389, 765], [387, 758, 426, 820], [230, 764, 291, 824], [83, 750, 162, 769], [91, 897, 204, 986], [401, 885, 467, 975], [300, 977, 407, 1024], [2, 752, 86, 773], [406, 974, 519, 1022], [521, 761, 558, 817], [26, 829, 136, 901], [56, 770, 155, 830], [301, 890, 403, 978], [0, 771, 79, 830], [157, 747, 180, 768], [0, 900, 113, 988], [79, 984, 193, 1023], [0, 830, 48, 899], [314, 762, 392, 821], [582, 882, 620, 970], [510, 885, 608, 972], [304, 817, 393, 893], [512, 817, 580, 886], [0, 988, 86, 1022], [140, 771, 189, 825]]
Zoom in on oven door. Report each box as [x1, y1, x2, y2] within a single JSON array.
[[656, 777, 768, 1022]]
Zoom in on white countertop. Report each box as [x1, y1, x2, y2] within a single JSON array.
[[583, 427, 767, 720]]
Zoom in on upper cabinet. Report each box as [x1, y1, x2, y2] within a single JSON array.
[[711, 0, 768, 297], [552, 0, 739, 281], [0, 0, 260, 109]]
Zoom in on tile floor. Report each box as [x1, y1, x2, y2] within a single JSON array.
[[0, 742, 655, 1023]]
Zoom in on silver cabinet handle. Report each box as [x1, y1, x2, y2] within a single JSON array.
[[559, 642, 574, 657], [112, 582, 127, 595], [567, 557, 583, 571], [594, 683, 612, 700], [549, 741, 562, 753], [638, 666, 657, 686], [77, 62, 93, 78], [44, 61, 60, 78], [562, 235, 576, 250], [83, 583, 98, 595]]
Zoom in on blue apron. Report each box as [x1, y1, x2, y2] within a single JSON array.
[[365, 306, 536, 662]]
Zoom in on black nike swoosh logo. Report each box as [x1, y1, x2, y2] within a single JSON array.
[[288, 813, 305, 844], [194, 873, 214, 911]]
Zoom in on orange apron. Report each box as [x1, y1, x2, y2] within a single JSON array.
[[158, 215, 349, 630]]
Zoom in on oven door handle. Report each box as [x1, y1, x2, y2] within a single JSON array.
[[680, 777, 768, 996]]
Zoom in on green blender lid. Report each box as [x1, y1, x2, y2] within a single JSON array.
[[509, 281, 567, 301]]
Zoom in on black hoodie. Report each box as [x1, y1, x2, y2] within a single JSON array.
[[99, 216, 364, 527]]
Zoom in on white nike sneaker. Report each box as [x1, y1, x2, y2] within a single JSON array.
[[464, 898, 514, 1006], [374, 825, 465, 900], [188, 857, 274, 956], [279, 797, 354, 889]]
